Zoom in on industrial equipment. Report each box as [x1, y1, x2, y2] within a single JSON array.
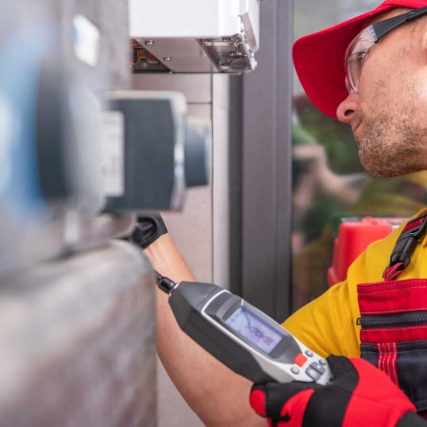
[[129, 0, 260, 73], [105, 91, 211, 212], [0, 22, 105, 275]]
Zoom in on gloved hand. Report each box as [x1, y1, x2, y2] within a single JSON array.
[[128, 214, 168, 249], [250, 355, 425, 427]]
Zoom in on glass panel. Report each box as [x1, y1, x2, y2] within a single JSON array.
[[292, 1, 427, 310]]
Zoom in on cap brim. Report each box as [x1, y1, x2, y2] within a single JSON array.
[[293, 4, 394, 118]]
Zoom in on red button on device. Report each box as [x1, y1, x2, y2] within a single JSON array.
[[294, 353, 307, 367]]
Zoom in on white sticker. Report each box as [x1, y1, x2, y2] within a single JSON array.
[[0, 95, 14, 192], [73, 15, 100, 67], [101, 111, 125, 197]]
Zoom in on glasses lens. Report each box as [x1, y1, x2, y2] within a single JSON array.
[[344, 26, 376, 92], [347, 52, 366, 92]]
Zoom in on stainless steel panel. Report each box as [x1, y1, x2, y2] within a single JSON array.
[[213, 74, 231, 289], [136, 38, 217, 73], [131, 74, 212, 104], [0, 241, 156, 427]]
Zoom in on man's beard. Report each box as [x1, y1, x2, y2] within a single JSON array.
[[355, 112, 427, 178]]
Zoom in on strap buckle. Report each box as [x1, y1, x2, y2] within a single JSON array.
[[383, 213, 427, 280]]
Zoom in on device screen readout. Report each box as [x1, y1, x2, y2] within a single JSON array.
[[224, 306, 283, 354]]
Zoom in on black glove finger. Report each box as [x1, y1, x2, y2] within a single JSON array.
[[326, 355, 359, 391], [130, 214, 168, 249]]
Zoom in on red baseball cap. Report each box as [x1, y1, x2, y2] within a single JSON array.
[[293, 0, 427, 118]]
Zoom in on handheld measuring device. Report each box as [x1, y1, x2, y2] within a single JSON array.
[[160, 279, 332, 385]]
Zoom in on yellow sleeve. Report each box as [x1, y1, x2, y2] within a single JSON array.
[[281, 281, 360, 358]]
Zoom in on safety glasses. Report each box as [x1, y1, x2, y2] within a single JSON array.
[[345, 6, 427, 93]]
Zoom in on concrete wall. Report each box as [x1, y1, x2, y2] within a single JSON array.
[[0, 242, 156, 427]]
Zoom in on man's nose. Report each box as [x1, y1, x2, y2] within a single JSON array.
[[336, 91, 359, 124]]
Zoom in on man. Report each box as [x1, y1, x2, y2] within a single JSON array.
[[136, 0, 427, 425]]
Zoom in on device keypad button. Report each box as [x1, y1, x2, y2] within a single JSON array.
[[309, 362, 326, 374], [305, 350, 314, 357], [291, 367, 300, 375], [293, 353, 308, 367], [305, 367, 321, 381]]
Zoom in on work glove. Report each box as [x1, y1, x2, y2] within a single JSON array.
[[250, 355, 425, 427], [128, 214, 168, 249]]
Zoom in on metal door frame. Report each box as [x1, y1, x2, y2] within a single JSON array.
[[229, 0, 294, 321]]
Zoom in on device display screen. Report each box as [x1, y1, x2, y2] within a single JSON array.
[[224, 306, 283, 354]]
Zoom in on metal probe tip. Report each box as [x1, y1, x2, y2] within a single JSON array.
[[155, 271, 177, 294]]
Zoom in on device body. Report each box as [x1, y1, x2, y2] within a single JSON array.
[[105, 91, 211, 212], [169, 281, 331, 385]]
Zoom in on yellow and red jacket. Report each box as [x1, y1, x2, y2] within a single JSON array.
[[283, 207, 427, 357]]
